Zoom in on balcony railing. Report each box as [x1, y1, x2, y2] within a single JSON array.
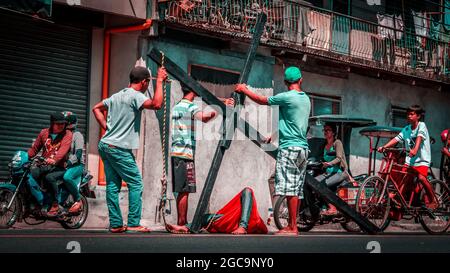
[[161, 0, 450, 82]]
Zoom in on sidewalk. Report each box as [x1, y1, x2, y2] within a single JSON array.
[[265, 219, 445, 233], [11, 217, 446, 233]]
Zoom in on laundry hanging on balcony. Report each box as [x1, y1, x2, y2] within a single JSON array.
[[412, 11, 428, 48], [366, 0, 381, 5], [376, 13, 403, 40], [282, 0, 313, 45]]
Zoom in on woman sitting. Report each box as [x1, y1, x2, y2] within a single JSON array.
[[315, 123, 354, 215]]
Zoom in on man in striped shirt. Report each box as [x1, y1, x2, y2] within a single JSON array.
[[170, 84, 234, 229]]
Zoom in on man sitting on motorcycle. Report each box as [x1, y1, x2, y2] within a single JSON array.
[[27, 112, 73, 216]]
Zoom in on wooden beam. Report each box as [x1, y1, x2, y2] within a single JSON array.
[[189, 13, 267, 233], [148, 47, 379, 234], [304, 174, 380, 234], [147, 48, 278, 159], [222, 13, 268, 149], [148, 15, 379, 234]]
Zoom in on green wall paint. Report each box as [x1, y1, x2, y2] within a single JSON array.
[[147, 39, 274, 88]]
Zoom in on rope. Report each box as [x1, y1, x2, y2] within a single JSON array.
[[159, 51, 169, 227], [201, 212, 218, 233]]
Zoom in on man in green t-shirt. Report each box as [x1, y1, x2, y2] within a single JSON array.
[[235, 66, 310, 235], [92, 66, 168, 233]]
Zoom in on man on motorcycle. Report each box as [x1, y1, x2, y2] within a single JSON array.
[[27, 112, 73, 216]]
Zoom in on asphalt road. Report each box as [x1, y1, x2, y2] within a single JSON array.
[[0, 229, 449, 253]]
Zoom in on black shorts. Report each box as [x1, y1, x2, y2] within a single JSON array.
[[171, 157, 196, 193]]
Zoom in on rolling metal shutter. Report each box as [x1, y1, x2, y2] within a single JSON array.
[[0, 12, 90, 180]]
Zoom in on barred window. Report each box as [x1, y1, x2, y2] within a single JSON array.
[[391, 105, 408, 128], [307, 93, 342, 116], [189, 64, 240, 98]]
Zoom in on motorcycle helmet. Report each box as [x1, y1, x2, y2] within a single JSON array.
[[441, 129, 449, 143], [50, 111, 67, 124], [62, 111, 77, 130]]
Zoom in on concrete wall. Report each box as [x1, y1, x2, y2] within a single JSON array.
[[54, 0, 147, 19], [141, 80, 275, 228], [273, 63, 450, 176], [140, 39, 276, 227]]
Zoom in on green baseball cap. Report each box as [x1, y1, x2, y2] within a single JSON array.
[[284, 66, 302, 82]]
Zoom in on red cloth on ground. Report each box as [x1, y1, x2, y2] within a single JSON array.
[[207, 188, 268, 234]]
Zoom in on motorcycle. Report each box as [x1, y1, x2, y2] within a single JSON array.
[[0, 151, 96, 229], [273, 156, 366, 233]]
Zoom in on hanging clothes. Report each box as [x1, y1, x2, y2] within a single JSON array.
[[282, 0, 313, 44], [367, 0, 381, 5], [412, 10, 427, 48], [377, 13, 403, 40], [429, 15, 441, 41]]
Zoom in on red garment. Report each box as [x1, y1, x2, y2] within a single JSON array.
[[28, 128, 73, 167], [207, 188, 268, 234], [402, 165, 428, 177], [411, 166, 428, 177]]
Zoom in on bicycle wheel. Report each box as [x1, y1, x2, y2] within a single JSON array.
[[0, 188, 21, 229], [419, 179, 450, 234], [273, 196, 315, 232], [60, 195, 89, 229], [355, 175, 391, 231]]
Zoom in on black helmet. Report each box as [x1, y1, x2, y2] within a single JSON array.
[[50, 111, 67, 124], [62, 111, 77, 129]]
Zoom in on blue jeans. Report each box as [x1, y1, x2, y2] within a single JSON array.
[[61, 164, 84, 202], [98, 141, 143, 228]]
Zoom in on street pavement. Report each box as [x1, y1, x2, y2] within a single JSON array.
[[0, 224, 449, 253]]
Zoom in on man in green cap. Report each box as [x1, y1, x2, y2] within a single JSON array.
[[235, 66, 310, 235]]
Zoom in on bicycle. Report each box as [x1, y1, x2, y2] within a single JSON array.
[[355, 147, 450, 234]]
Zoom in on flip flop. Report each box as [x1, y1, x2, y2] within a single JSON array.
[[126, 226, 151, 233]]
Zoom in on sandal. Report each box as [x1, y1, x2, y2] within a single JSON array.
[[109, 226, 127, 233], [126, 225, 151, 233]]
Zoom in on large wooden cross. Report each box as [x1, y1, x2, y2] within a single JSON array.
[[148, 13, 379, 234]]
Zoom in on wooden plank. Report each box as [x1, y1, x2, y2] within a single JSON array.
[[148, 49, 227, 114], [304, 174, 380, 234], [190, 13, 267, 233], [148, 14, 379, 234], [222, 13, 268, 149], [148, 48, 378, 233], [148, 48, 277, 159]]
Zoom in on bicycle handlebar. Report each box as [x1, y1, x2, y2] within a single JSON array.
[[379, 147, 406, 152]]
